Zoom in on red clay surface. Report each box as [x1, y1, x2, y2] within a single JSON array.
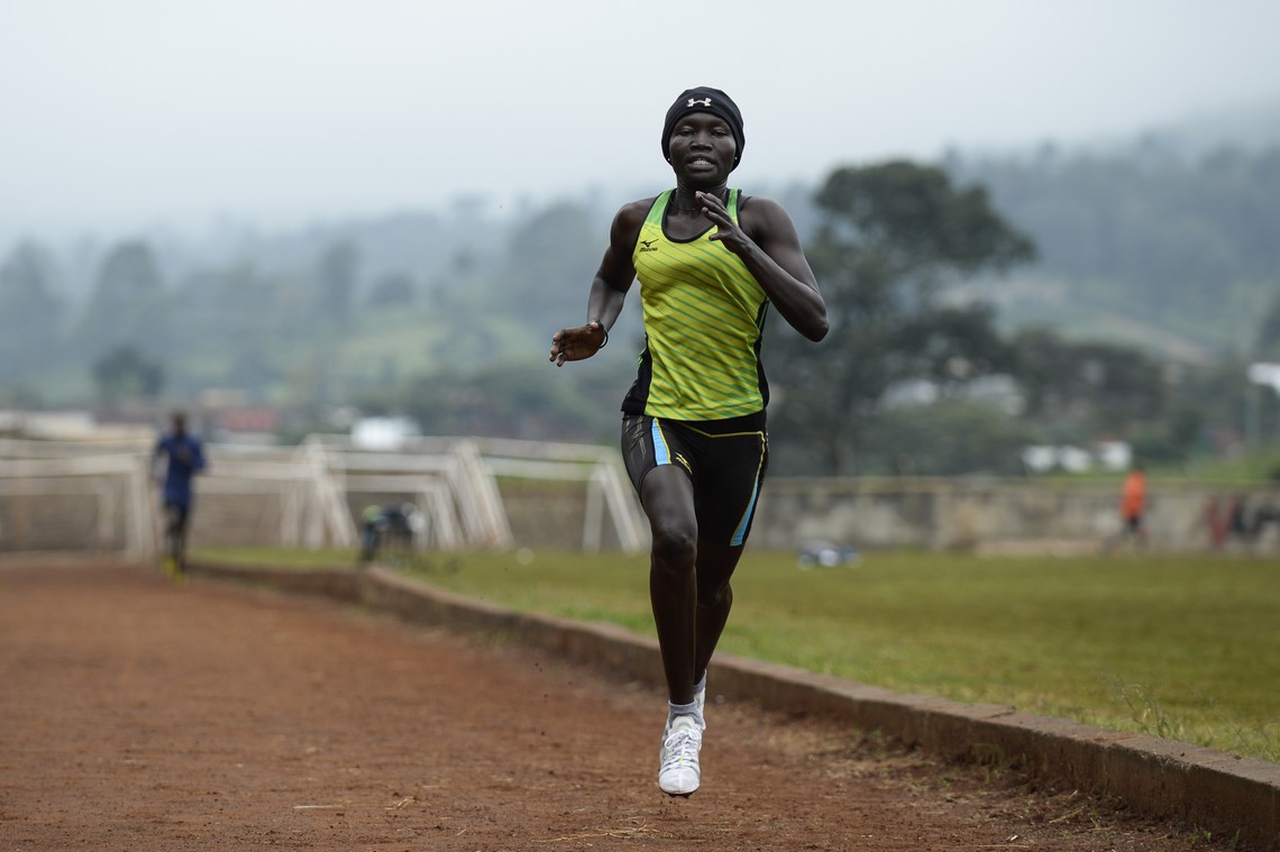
[[1, 561, 1235, 851]]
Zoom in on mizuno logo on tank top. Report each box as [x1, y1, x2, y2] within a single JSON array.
[[625, 189, 770, 420]]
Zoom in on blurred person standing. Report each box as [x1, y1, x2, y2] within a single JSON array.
[[1118, 463, 1148, 547], [550, 87, 828, 796], [152, 410, 206, 582]]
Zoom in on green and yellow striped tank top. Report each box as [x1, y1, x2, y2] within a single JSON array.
[[621, 189, 771, 420]]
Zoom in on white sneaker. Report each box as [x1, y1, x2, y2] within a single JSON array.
[[658, 716, 702, 796]]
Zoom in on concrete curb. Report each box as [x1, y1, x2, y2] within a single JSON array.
[[194, 561, 1280, 851]]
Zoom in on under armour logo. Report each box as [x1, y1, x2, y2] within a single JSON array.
[[686, 97, 712, 107]]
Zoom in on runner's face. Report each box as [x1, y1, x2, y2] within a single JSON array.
[[667, 112, 736, 187]]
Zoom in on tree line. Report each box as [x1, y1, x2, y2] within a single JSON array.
[[950, 140, 1280, 356]]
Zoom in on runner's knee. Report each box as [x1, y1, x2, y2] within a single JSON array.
[[650, 521, 696, 572]]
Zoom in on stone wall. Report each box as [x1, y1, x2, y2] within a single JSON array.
[[751, 478, 1280, 553]]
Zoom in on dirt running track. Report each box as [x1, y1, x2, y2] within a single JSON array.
[[1, 562, 1234, 851]]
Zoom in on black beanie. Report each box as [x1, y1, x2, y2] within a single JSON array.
[[661, 86, 745, 169]]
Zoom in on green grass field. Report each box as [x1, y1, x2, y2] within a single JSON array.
[[198, 545, 1280, 764]]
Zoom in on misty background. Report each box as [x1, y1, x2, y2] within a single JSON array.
[[3, 0, 1279, 478]]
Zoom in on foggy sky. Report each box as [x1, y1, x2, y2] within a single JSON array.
[[3, 0, 1279, 241]]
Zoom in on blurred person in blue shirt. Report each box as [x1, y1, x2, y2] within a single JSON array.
[[152, 410, 206, 581]]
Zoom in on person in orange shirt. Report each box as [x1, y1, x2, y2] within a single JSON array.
[[1119, 463, 1148, 546]]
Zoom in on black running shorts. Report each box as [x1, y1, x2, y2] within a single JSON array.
[[621, 412, 769, 547]]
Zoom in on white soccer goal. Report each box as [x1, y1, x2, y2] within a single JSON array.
[[473, 436, 646, 553], [0, 439, 156, 562], [308, 435, 512, 550], [184, 441, 357, 550], [303, 434, 647, 553]]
